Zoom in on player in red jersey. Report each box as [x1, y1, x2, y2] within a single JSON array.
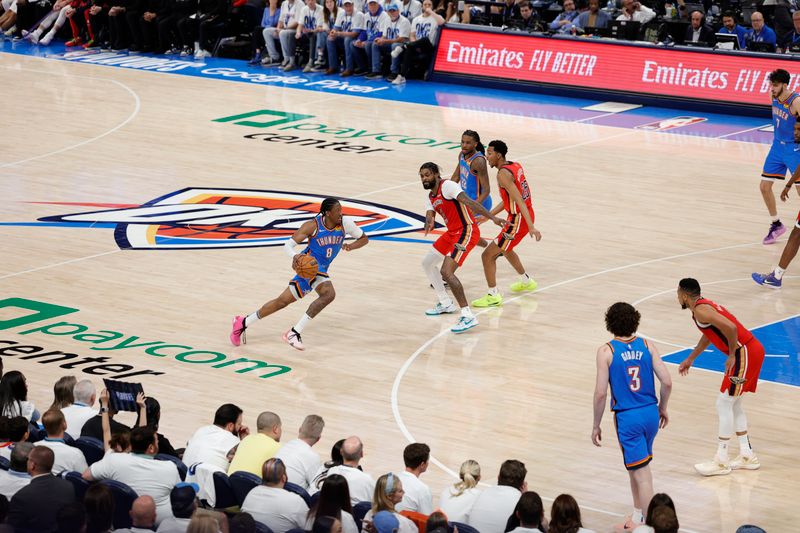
[[471, 140, 542, 308], [676, 278, 765, 476], [420, 162, 505, 333]]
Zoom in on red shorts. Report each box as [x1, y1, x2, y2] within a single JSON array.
[[721, 338, 765, 396], [433, 225, 480, 267], [496, 213, 531, 254]]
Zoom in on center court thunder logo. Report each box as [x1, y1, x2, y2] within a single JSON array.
[[38, 188, 427, 250]]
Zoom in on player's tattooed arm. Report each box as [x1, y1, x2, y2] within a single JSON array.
[[456, 192, 505, 227], [471, 156, 492, 207], [286, 220, 318, 269]]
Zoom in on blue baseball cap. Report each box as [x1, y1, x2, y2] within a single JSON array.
[[386, 2, 399, 9], [372, 511, 400, 533]]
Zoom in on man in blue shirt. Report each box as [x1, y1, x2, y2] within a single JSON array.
[[746, 11, 777, 51], [717, 11, 748, 49], [780, 10, 800, 51], [549, 0, 579, 33]]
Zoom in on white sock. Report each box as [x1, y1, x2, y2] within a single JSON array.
[[738, 434, 753, 457], [488, 286, 499, 296], [32, 27, 42, 37], [774, 266, 786, 280], [244, 311, 260, 328], [460, 307, 474, 318], [293, 313, 312, 334], [772, 216, 780, 223], [717, 439, 730, 462], [632, 509, 643, 524], [519, 273, 530, 283]]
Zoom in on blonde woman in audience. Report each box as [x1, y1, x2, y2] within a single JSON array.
[[48, 376, 76, 411], [548, 494, 595, 533], [361, 473, 417, 533], [438, 459, 482, 522], [187, 509, 229, 533]]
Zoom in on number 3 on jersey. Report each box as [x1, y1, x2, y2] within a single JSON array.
[[627, 366, 641, 392]]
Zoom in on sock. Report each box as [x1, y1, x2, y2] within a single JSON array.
[[244, 311, 260, 328], [519, 273, 530, 284], [738, 434, 753, 457], [31, 27, 42, 37], [632, 509, 643, 524], [488, 286, 499, 296], [774, 266, 786, 280], [293, 313, 312, 334], [460, 307, 474, 318], [717, 439, 730, 462], [772, 217, 780, 224]]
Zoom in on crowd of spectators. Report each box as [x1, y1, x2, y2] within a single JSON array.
[[0, 366, 772, 533]]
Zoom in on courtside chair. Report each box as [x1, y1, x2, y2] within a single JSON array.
[[73, 436, 104, 466], [283, 481, 312, 506], [229, 471, 261, 506], [212, 471, 239, 510], [155, 453, 188, 481], [63, 471, 91, 501]]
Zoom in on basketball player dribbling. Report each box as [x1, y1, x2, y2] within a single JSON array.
[[420, 162, 505, 333], [593, 302, 671, 531], [759, 69, 800, 244], [676, 278, 765, 476], [229, 198, 369, 350], [471, 140, 542, 308]]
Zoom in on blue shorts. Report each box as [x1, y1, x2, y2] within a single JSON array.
[[613, 404, 659, 471], [762, 141, 800, 180], [288, 272, 331, 300]]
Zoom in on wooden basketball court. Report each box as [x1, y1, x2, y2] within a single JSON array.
[[2, 51, 799, 532]]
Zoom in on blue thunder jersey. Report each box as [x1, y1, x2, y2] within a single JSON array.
[[459, 151, 492, 211], [773, 92, 798, 143], [302, 215, 346, 273], [608, 337, 657, 412]]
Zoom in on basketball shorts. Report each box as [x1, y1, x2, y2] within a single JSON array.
[[433, 226, 481, 267], [613, 404, 660, 471], [496, 212, 533, 254], [288, 271, 331, 300], [762, 141, 800, 180], [722, 338, 765, 396]]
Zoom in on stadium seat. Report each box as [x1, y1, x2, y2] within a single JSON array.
[[255, 521, 275, 533], [0, 456, 9, 470], [73, 437, 105, 466], [284, 481, 312, 506], [451, 522, 479, 533], [230, 471, 261, 506], [212, 470, 239, 510], [63, 471, 90, 500], [155, 453, 188, 480], [100, 479, 138, 529], [353, 501, 372, 531]]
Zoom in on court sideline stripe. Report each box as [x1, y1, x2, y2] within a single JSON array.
[[0, 65, 141, 168], [391, 240, 778, 531]]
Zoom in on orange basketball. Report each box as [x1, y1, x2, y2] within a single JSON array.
[[294, 254, 319, 279]]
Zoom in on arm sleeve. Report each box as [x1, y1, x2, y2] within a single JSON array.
[[440, 179, 464, 200], [284, 238, 302, 258], [342, 217, 365, 239]]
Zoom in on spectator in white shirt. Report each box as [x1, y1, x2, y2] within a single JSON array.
[[507, 492, 546, 533], [439, 459, 482, 522], [48, 376, 77, 412], [549, 494, 596, 533], [324, 436, 375, 505], [116, 495, 158, 533], [157, 483, 199, 533], [35, 410, 88, 475], [467, 459, 527, 533], [400, 0, 421, 21], [0, 442, 32, 499], [362, 473, 417, 533], [395, 443, 432, 514], [615, 0, 654, 23], [366, 3, 410, 80], [0, 371, 38, 423], [276, 414, 325, 490], [84, 427, 181, 525], [305, 474, 359, 533], [62, 380, 98, 440], [310, 438, 345, 492], [183, 403, 248, 474], [241, 458, 309, 533]]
